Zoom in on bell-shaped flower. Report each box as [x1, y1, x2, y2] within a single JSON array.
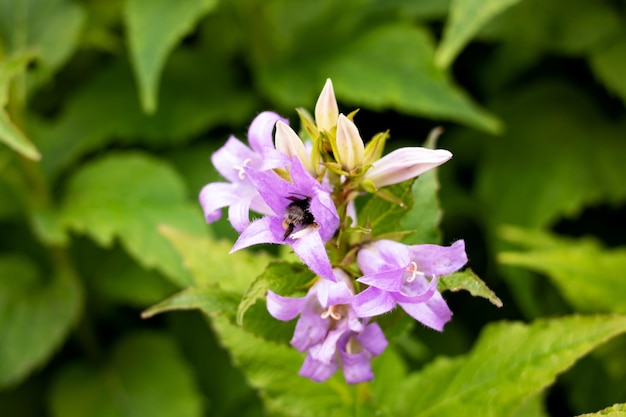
[[274, 121, 316, 176], [199, 112, 290, 232], [267, 270, 388, 384], [363, 147, 452, 189], [354, 240, 467, 331], [314, 78, 339, 133], [230, 157, 339, 281], [334, 114, 365, 172]]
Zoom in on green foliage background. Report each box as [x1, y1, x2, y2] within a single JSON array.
[[1, 0, 626, 416]]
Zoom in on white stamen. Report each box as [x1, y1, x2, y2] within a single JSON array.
[[405, 261, 425, 283], [233, 158, 253, 180], [320, 305, 342, 320]]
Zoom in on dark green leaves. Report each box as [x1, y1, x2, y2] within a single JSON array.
[[60, 153, 205, 287], [0, 254, 82, 388], [124, 0, 217, 113], [49, 332, 203, 417]]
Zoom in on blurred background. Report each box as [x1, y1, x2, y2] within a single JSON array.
[[1, 0, 625, 416]]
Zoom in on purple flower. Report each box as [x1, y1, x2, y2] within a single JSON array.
[[267, 270, 388, 384], [199, 112, 290, 232], [354, 240, 467, 331], [230, 157, 339, 281]]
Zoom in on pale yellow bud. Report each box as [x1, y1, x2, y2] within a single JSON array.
[[315, 78, 339, 132]]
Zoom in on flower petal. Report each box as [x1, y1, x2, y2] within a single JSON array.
[[357, 240, 411, 275], [357, 322, 388, 356], [409, 240, 468, 276], [228, 198, 253, 233], [357, 267, 406, 292], [266, 290, 306, 321], [291, 232, 336, 281], [299, 353, 337, 382], [199, 182, 240, 223], [230, 217, 282, 253], [364, 147, 452, 188], [315, 78, 338, 133], [398, 291, 452, 331], [211, 136, 257, 183], [247, 111, 287, 154], [352, 287, 397, 318]]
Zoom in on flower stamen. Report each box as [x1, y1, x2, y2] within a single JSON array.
[[321, 305, 342, 320], [233, 158, 253, 180], [405, 261, 425, 283]]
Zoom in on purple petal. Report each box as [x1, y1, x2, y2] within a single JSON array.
[[199, 182, 240, 223], [228, 198, 253, 233], [247, 111, 288, 154], [291, 305, 329, 351], [308, 326, 344, 365], [309, 188, 340, 242], [299, 354, 337, 383], [338, 344, 374, 384], [357, 267, 406, 292], [357, 240, 411, 275], [358, 322, 388, 356], [291, 232, 336, 281], [230, 217, 281, 253], [266, 290, 306, 321], [408, 240, 468, 276], [211, 136, 257, 183], [245, 167, 298, 215], [398, 291, 452, 331], [392, 275, 438, 303], [352, 287, 397, 318]]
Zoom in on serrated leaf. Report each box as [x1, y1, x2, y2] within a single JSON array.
[[400, 169, 442, 245], [49, 332, 203, 417], [124, 0, 216, 113], [499, 227, 626, 315], [0, 254, 82, 388], [436, 0, 521, 68], [209, 314, 355, 417], [158, 225, 271, 292], [439, 269, 503, 307], [590, 32, 626, 106], [392, 315, 626, 417], [0, 0, 85, 91], [60, 152, 206, 287], [578, 403, 626, 417], [141, 285, 240, 319], [359, 179, 415, 238], [236, 261, 314, 325]]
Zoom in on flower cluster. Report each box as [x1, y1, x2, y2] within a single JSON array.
[[199, 79, 468, 384]]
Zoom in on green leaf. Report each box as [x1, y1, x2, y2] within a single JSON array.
[[60, 152, 206, 287], [49, 332, 203, 417], [0, 0, 85, 91], [34, 54, 258, 180], [475, 81, 626, 229], [0, 54, 41, 160], [142, 285, 240, 320], [392, 315, 626, 417], [359, 179, 415, 238], [237, 261, 314, 325], [577, 403, 626, 417], [499, 227, 626, 315], [158, 225, 272, 293], [0, 254, 82, 388], [123, 0, 217, 113], [479, 0, 621, 55], [401, 169, 442, 245], [435, 0, 521, 68], [590, 32, 626, 106], [439, 269, 503, 307], [209, 314, 355, 417], [258, 22, 502, 133]]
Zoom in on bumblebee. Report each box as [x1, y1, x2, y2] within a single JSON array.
[[282, 195, 316, 240]]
